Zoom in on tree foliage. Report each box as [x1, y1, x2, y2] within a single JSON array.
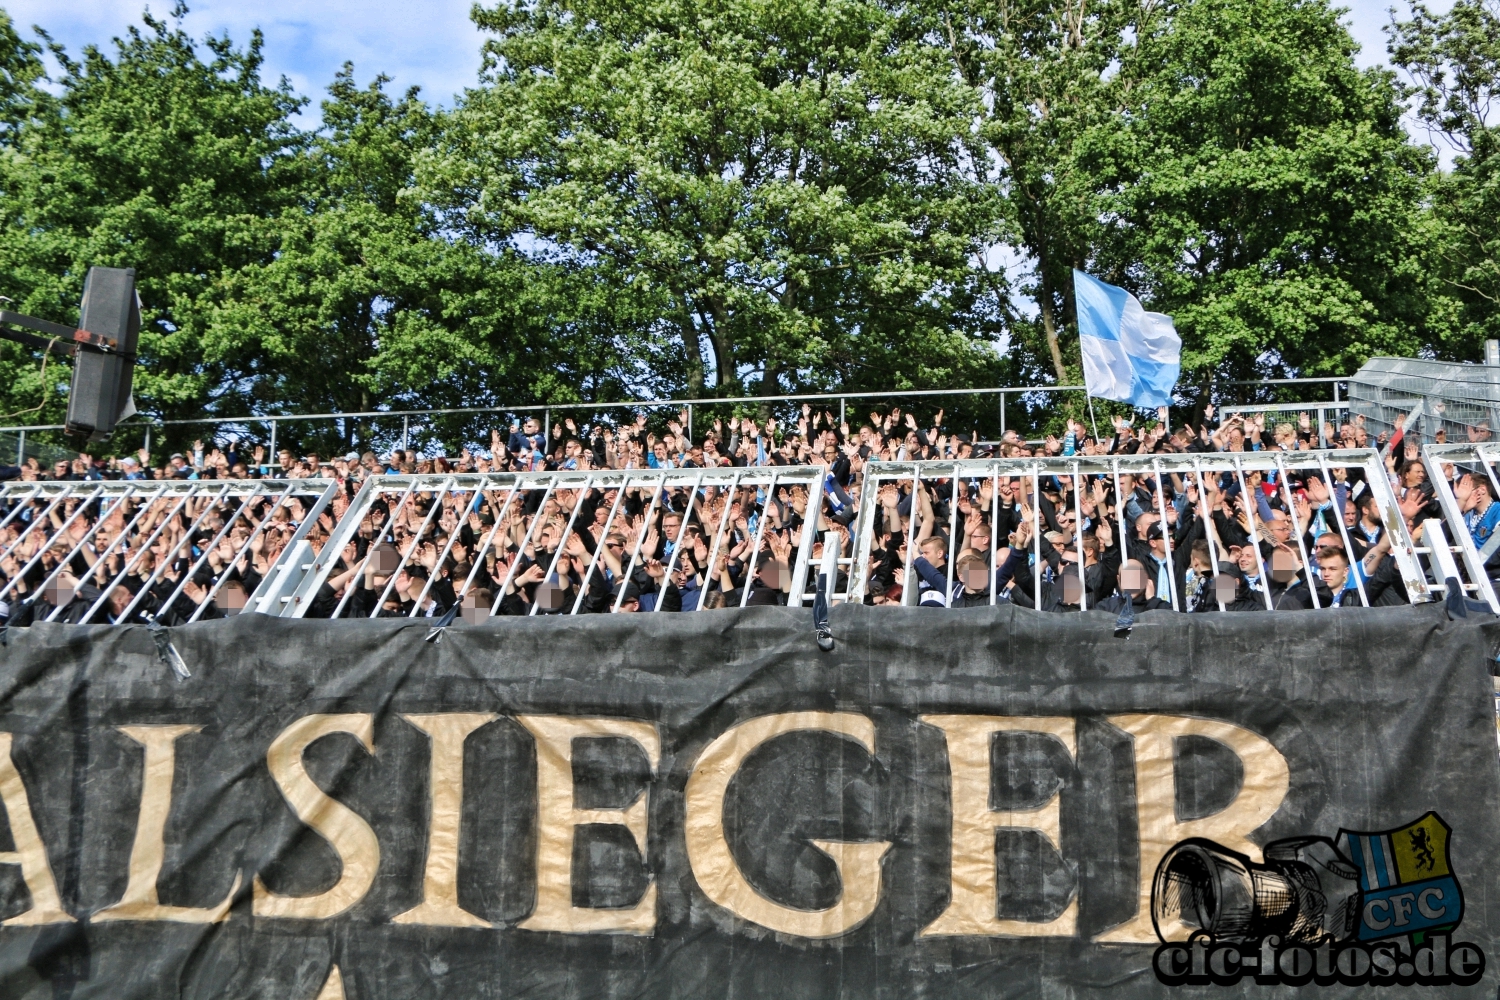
[[1390, 0, 1500, 354], [0, 0, 1494, 449]]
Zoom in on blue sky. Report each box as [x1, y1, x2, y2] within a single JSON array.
[[2, 0, 1445, 124]]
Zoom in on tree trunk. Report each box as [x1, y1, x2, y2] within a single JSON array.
[[1038, 268, 1068, 381], [680, 310, 706, 397]]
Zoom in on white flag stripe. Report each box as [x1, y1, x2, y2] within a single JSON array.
[[1119, 298, 1183, 364], [1080, 334, 1133, 402]]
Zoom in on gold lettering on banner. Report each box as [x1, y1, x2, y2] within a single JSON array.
[[919, 715, 1077, 937], [516, 715, 660, 934], [391, 713, 497, 928], [311, 965, 345, 1000], [684, 712, 890, 938], [1095, 714, 1289, 944], [254, 714, 380, 920], [0, 732, 73, 925], [95, 725, 241, 923]]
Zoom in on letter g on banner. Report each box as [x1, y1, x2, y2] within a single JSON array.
[[685, 712, 890, 938]]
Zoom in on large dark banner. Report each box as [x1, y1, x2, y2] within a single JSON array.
[[0, 605, 1497, 998]]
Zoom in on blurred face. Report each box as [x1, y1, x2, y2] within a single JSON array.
[[1270, 548, 1299, 583], [758, 560, 788, 589], [1120, 563, 1145, 596]]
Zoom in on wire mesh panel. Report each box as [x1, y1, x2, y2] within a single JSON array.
[[847, 450, 1435, 611], [1349, 357, 1500, 446], [275, 466, 826, 620], [1421, 443, 1500, 613], [0, 478, 339, 625]]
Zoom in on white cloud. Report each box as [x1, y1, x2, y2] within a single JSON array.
[[4, 0, 487, 117]]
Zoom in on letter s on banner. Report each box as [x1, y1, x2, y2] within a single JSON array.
[[685, 712, 890, 938], [1096, 714, 1289, 944], [253, 714, 380, 919]]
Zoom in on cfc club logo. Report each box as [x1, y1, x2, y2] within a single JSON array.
[[1150, 812, 1485, 987]]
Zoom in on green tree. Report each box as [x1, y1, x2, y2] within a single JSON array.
[[0, 4, 307, 440], [1391, 0, 1500, 355], [424, 0, 1008, 406], [931, 0, 1143, 385], [1094, 0, 1443, 393], [211, 66, 643, 453]]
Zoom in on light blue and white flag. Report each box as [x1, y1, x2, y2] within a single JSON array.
[[1073, 269, 1180, 408]]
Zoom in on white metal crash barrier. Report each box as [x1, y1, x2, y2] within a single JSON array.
[[844, 450, 1435, 609], [275, 466, 826, 618], [1423, 443, 1500, 613], [0, 478, 339, 624]]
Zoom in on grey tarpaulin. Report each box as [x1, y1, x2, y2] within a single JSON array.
[[0, 604, 1496, 998]]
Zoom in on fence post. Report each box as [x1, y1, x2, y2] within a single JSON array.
[[839, 398, 845, 426], [145, 425, 152, 463], [687, 404, 693, 444], [999, 392, 1005, 440], [401, 416, 409, 454]]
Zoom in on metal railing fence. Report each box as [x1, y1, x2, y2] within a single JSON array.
[[274, 466, 826, 619], [843, 450, 1435, 610], [1422, 443, 1500, 614], [0, 478, 338, 625], [0, 376, 1350, 464]]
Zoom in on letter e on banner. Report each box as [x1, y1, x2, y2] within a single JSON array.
[[684, 712, 890, 938], [516, 716, 660, 934], [1096, 715, 1288, 944], [919, 715, 1077, 937]]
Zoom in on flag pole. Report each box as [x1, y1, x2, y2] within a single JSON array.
[[1086, 393, 1101, 444]]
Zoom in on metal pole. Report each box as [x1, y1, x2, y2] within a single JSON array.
[[16, 428, 23, 466], [401, 415, 409, 454], [999, 392, 1006, 441], [265, 421, 273, 471], [839, 398, 846, 426], [687, 404, 693, 446], [145, 424, 152, 464]]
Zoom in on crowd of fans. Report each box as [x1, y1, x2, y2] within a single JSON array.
[[0, 402, 1493, 626]]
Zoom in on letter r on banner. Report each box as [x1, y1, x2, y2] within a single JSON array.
[[1095, 714, 1289, 944]]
